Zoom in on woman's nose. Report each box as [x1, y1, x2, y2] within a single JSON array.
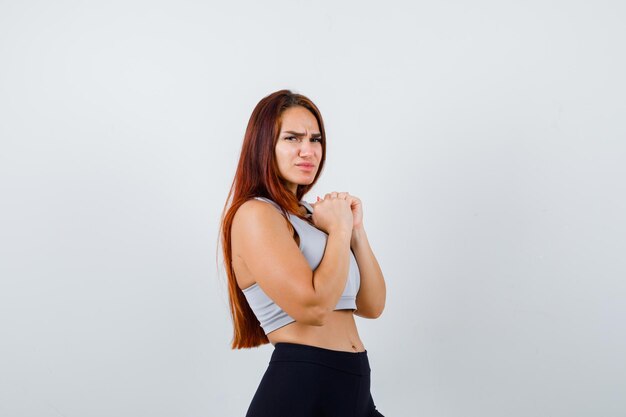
[[299, 139, 315, 155]]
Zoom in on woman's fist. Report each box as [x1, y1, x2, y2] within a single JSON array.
[[310, 192, 353, 234]]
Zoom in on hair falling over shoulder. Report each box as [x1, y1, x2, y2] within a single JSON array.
[[217, 89, 327, 349]]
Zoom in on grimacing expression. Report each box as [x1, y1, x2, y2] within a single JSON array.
[[275, 106, 322, 194]]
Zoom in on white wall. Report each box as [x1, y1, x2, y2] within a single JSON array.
[[1, 1, 624, 416]]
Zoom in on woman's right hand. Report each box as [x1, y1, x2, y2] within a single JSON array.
[[310, 192, 354, 235]]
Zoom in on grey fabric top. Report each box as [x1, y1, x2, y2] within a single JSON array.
[[241, 196, 361, 335]]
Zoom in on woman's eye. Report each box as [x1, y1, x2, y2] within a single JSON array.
[[285, 136, 322, 142]]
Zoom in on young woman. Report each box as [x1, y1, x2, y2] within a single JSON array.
[[219, 89, 386, 416]]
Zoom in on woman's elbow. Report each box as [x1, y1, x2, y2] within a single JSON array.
[[293, 304, 327, 327], [355, 302, 385, 319], [371, 307, 384, 318]]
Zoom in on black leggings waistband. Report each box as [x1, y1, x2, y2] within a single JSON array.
[[246, 342, 384, 416], [270, 342, 371, 376]]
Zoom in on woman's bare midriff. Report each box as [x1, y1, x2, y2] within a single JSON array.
[[267, 309, 366, 353]]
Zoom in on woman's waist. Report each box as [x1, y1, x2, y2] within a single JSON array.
[[268, 310, 364, 352], [269, 341, 371, 375]]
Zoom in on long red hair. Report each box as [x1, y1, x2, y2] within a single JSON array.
[[218, 89, 327, 349]]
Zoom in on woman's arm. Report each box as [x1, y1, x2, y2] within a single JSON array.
[[351, 226, 386, 318], [233, 199, 352, 327]]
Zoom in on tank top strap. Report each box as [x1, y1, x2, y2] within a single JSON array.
[[253, 196, 313, 216], [251, 196, 283, 211], [300, 200, 314, 215]]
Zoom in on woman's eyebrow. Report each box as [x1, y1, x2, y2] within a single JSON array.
[[282, 130, 322, 137]]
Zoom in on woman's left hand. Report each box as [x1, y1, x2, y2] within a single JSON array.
[[346, 193, 363, 230]]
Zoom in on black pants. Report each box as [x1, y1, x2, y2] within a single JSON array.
[[245, 342, 385, 417]]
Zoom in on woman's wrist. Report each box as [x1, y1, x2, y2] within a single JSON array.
[[350, 226, 367, 248]]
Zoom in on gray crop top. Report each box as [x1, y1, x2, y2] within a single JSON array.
[[241, 196, 361, 335]]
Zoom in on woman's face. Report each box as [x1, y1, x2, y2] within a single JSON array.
[[275, 106, 323, 195]]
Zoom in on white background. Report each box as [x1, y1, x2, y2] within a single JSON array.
[[1, 1, 625, 416]]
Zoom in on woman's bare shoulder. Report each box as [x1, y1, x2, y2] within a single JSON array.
[[232, 198, 292, 242], [235, 198, 282, 221]]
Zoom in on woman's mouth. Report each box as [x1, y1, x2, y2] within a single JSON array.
[[296, 163, 315, 171]]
